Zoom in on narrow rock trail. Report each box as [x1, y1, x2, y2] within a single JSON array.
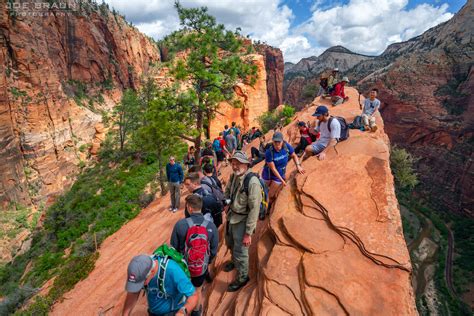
[[52, 88, 417, 315]]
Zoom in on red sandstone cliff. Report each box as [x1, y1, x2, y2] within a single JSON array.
[[51, 87, 417, 315], [255, 44, 284, 110], [0, 2, 160, 208]]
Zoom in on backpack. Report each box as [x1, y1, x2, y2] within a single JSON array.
[[184, 217, 211, 277], [318, 116, 349, 142], [241, 172, 269, 221], [201, 176, 225, 203], [212, 139, 222, 152], [145, 244, 191, 296]]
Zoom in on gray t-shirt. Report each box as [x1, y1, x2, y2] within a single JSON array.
[[225, 134, 237, 151], [315, 118, 341, 147], [362, 98, 380, 116]]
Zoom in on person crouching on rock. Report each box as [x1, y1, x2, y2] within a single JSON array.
[[122, 254, 197, 316], [330, 76, 350, 106], [304, 105, 341, 161], [262, 132, 305, 205], [223, 151, 261, 292], [360, 88, 381, 132]]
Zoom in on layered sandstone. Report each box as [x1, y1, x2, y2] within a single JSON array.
[[51, 87, 416, 315], [255, 44, 284, 110], [0, 2, 160, 208]]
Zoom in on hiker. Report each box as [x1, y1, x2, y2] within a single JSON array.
[[327, 68, 340, 93], [262, 132, 305, 204], [183, 146, 196, 171], [231, 122, 241, 147], [170, 194, 218, 316], [225, 129, 237, 157], [223, 124, 231, 138], [361, 88, 381, 132], [223, 151, 262, 292], [250, 135, 268, 165], [122, 254, 197, 316], [317, 75, 329, 97], [201, 163, 223, 192], [199, 142, 217, 170], [184, 172, 223, 228], [330, 77, 349, 106], [294, 121, 317, 155], [213, 133, 226, 170], [166, 156, 184, 213], [304, 105, 341, 160]]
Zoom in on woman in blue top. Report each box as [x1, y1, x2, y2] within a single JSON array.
[[262, 132, 305, 204]]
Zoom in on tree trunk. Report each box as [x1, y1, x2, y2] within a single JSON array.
[[195, 107, 203, 162], [157, 155, 167, 195]]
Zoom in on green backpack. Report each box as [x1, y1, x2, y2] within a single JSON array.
[[153, 243, 190, 278]]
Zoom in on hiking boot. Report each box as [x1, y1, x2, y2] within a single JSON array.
[[190, 306, 202, 316], [371, 125, 378, 132], [223, 261, 235, 272], [227, 276, 249, 292]]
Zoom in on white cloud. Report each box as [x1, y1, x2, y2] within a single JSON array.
[[104, 0, 454, 62], [299, 0, 453, 55]]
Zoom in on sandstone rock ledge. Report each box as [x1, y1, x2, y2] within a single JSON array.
[[51, 88, 416, 316]]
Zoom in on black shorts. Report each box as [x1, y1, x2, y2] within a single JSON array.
[[191, 271, 208, 287], [216, 151, 225, 162]]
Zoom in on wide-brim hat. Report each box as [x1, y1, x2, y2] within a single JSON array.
[[231, 150, 251, 164]]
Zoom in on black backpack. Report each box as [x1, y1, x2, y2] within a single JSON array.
[[201, 176, 225, 204], [318, 116, 349, 142]]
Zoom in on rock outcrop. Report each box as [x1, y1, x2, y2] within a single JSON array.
[[0, 3, 160, 208], [51, 87, 416, 315], [255, 44, 284, 110], [348, 1, 473, 215], [283, 46, 373, 108]]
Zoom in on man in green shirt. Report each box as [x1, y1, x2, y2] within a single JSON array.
[[223, 151, 262, 292]]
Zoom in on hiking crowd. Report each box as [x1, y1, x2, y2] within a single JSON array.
[[122, 86, 381, 316]]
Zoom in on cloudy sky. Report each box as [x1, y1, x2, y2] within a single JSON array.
[[104, 0, 466, 63]]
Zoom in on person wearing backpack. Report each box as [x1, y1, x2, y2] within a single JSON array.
[[166, 156, 184, 213], [212, 134, 226, 170], [122, 253, 198, 316], [223, 151, 262, 292], [183, 172, 223, 228], [170, 194, 218, 316], [304, 105, 345, 161], [262, 132, 305, 204]]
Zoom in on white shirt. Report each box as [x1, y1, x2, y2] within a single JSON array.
[[315, 118, 341, 146]]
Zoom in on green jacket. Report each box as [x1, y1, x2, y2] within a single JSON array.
[[225, 170, 262, 235]]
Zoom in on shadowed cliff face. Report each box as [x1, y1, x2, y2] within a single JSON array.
[[51, 87, 417, 315], [348, 1, 473, 216], [0, 4, 160, 208]]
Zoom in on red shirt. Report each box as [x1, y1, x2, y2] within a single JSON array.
[[300, 127, 313, 143], [331, 82, 346, 98], [218, 137, 226, 149]]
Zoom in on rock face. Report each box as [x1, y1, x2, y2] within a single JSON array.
[[255, 44, 284, 110], [210, 54, 269, 139], [283, 46, 373, 108], [0, 3, 160, 207], [348, 1, 474, 215], [51, 87, 416, 315]]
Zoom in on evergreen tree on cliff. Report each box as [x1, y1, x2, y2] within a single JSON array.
[[164, 1, 258, 157]]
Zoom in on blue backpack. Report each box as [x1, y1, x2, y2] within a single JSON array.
[[212, 139, 222, 152]]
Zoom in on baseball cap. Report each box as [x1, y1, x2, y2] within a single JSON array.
[[231, 150, 251, 164], [298, 121, 306, 127], [126, 255, 153, 293], [272, 132, 284, 142], [312, 105, 329, 117]]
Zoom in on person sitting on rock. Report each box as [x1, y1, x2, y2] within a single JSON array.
[[317, 75, 329, 97], [360, 88, 381, 132], [327, 68, 340, 93], [183, 146, 196, 171], [170, 194, 218, 316], [122, 254, 197, 316], [262, 132, 305, 204], [304, 105, 341, 160], [330, 76, 349, 106], [250, 135, 268, 165], [294, 121, 317, 156]]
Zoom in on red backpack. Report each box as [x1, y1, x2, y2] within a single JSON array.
[[184, 218, 211, 277]]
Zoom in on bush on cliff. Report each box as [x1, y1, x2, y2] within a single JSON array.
[[390, 146, 418, 190], [257, 105, 296, 133]]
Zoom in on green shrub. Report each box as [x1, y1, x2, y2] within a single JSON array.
[[390, 146, 418, 190], [257, 105, 295, 133], [302, 84, 317, 99]]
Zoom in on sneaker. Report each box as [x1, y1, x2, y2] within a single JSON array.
[[227, 276, 250, 292], [223, 261, 235, 272], [172, 208, 178, 213], [371, 125, 378, 132], [169, 206, 173, 211]]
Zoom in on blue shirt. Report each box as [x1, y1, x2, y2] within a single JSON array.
[[166, 163, 184, 183], [262, 142, 294, 182], [147, 259, 195, 314]]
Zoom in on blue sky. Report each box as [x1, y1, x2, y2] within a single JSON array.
[[105, 0, 466, 62]]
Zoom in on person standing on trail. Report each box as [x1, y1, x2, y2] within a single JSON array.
[[304, 105, 341, 160], [223, 151, 262, 292], [122, 254, 197, 316], [166, 156, 184, 213], [330, 76, 350, 106], [230, 121, 242, 148], [360, 88, 381, 132], [225, 129, 237, 156], [170, 194, 218, 316], [183, 146, 196, 171], [262, 132, 305, 204]]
